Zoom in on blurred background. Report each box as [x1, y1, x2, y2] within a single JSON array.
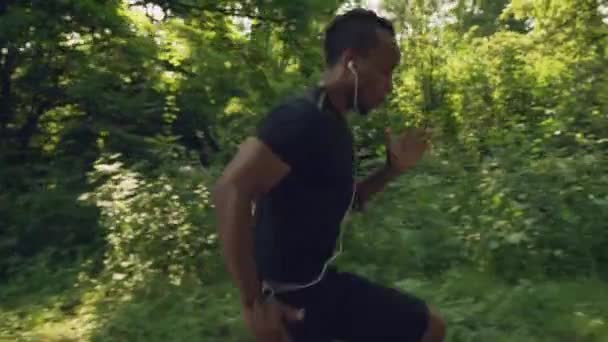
[[0, 0, 607, 341]]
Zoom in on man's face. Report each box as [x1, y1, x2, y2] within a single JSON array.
[[350, 29, 400, 115]]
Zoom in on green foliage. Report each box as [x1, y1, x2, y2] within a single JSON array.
[[375, 0, 608, 281], [1, 0, 608, 340], [80, 152, 220, 288]]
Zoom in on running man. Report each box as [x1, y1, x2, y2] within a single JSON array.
[[213, 8, 446, 342]]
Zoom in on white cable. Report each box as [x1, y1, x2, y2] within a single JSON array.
[[264, 184, 356, 296], [352, 65, 360, 114], [262, 90, 356, 296]]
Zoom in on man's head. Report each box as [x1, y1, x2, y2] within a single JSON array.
[[323, 8, 400, 115]]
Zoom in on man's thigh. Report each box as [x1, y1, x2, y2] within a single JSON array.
[[276, 269, 430, 342], [330, 270, 430, 341], [274, 282, 335, 342]]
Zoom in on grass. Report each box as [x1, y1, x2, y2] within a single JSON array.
[[2, 170, 606, 341], [2, 259, 607, 342]]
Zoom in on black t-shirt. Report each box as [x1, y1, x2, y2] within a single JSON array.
[[254, 86, 355, 283]]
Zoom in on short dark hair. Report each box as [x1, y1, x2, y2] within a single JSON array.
[[323, 8, 396, 66]]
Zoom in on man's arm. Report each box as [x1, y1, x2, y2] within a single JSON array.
[[212, 137, 290, 308], [353, 127, 431, 211], [353, 164, 400, 211]]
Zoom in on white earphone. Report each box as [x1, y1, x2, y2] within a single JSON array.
[[347, 60, 360, 114], [347, 60, 356, 71]]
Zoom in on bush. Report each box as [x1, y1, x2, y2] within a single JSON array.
[[80, 152, 220, 288]]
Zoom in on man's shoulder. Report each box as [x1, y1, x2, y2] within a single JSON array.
[[264, 89, 323, 122], [255, 87, 327, 166]]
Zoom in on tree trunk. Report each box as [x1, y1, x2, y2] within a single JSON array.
[[0, 46, 17, 137]]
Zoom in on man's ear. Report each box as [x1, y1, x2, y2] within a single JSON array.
[[340, 49, 356, 70]]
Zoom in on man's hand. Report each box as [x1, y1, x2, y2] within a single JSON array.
[[242, 296, 305, 342], [352, 127, 431, 211], [385, 127, 431, 175]]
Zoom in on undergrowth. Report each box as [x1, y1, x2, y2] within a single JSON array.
[[2, 251, 607, 341], [2, 155, 607, 341]]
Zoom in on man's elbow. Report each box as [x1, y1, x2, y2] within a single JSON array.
[[211, 178, 235, 210], [211, 179, 225, 205], [211, 178, 252, 217], [211, 179, 235, 238]]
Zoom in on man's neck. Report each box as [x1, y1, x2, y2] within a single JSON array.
[[321, 79, 351, 117]]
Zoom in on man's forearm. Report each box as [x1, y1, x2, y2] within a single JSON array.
[[354, 164, 400, 210], [213, 183, 261, 308]]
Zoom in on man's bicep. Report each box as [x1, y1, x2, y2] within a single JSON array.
[[217, 137, 290, 196]]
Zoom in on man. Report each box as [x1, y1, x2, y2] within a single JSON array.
[[212, 8, 446, 342]]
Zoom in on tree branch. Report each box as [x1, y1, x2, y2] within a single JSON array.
[[128, 1, 293, 24], [176, 1, 291, 24], [0, 45, 18, 136]]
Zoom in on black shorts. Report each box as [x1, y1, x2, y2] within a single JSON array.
[[273, 268, 430, 342]]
